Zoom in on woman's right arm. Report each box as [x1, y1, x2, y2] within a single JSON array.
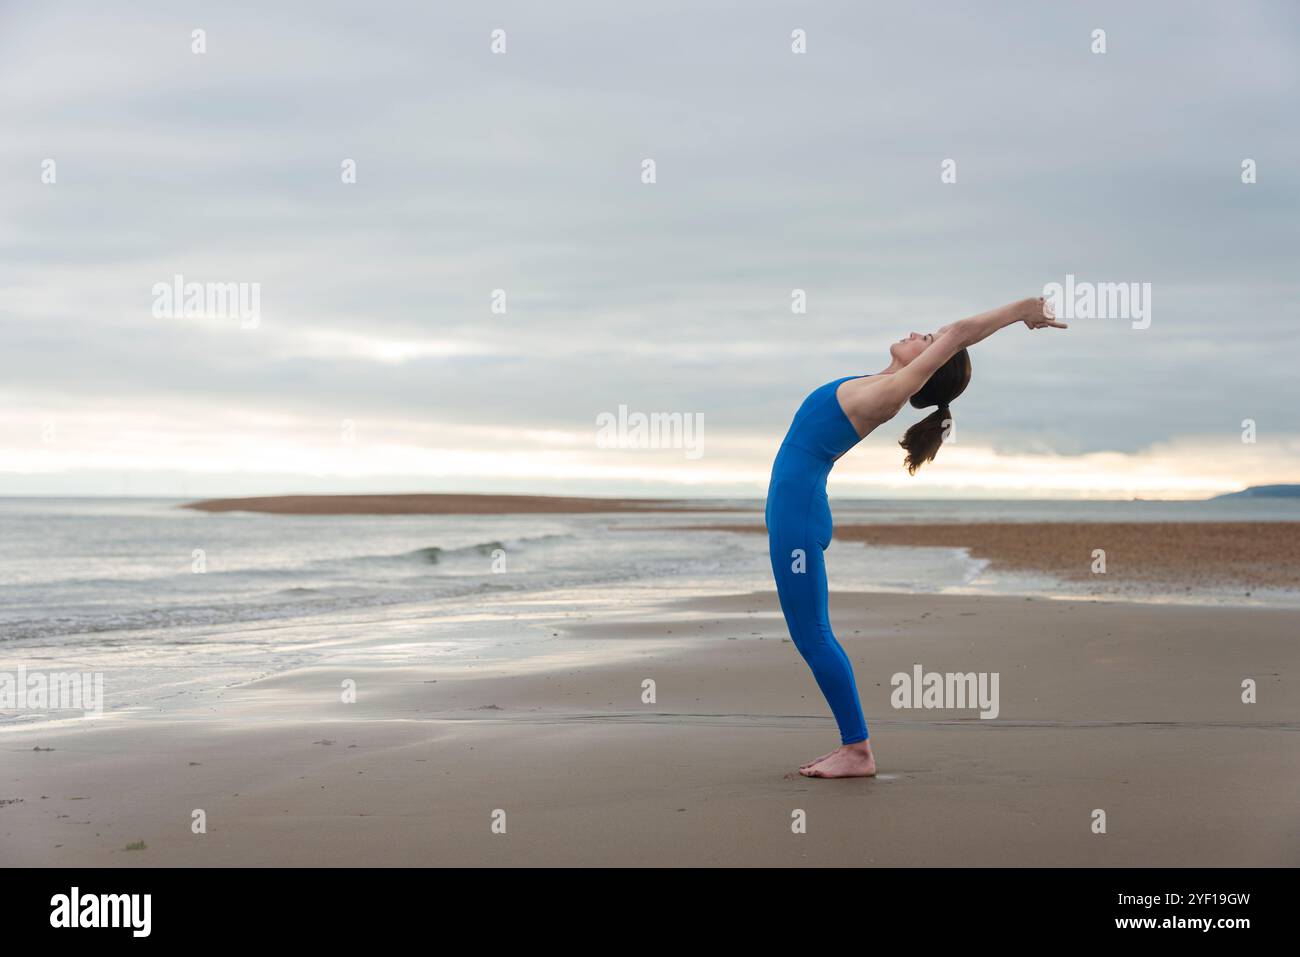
[[937, 297, 1062, 345]]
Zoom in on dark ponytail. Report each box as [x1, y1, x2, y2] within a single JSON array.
[[899, 405, 952, 475], [899, 347, 971, 475]]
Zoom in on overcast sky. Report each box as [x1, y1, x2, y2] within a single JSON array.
[[2, 1, 1297, 498]]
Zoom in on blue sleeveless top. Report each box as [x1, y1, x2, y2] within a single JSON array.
[[775, 375, 868, 464]]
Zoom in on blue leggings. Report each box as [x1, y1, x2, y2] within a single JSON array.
[[766, 444, 870, 745]]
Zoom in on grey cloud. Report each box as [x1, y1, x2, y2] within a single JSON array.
[[1, 0, 1297, 487]]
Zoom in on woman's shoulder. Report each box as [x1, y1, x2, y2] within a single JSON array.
[[836, 373, 906, 431]]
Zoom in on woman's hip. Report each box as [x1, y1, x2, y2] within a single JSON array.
[[766, 483, 832, 547]]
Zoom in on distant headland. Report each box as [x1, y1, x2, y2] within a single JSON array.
[[1210, 484, 1300, 500]]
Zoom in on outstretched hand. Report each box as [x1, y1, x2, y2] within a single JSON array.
[[1024, 296, 1068, 329]]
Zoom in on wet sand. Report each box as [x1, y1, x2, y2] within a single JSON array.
[[3, 591, 1296, 867]]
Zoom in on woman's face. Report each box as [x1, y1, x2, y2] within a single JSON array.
[[889, 331, 933, 365]]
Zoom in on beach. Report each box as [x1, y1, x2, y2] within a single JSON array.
[[4, 587, 1297, 867]]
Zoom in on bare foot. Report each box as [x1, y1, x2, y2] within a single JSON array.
[[799, 741, 876, 778], [799, 748, 838, 771]]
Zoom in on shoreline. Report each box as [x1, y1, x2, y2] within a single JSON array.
[[171, 496, 1300, 595], [683, 521, 1300, 592]]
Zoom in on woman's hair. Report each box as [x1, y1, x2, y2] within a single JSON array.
[[899, 347, 972, 474]]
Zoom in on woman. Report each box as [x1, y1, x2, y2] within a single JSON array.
[[765, 296, 1066, 778]]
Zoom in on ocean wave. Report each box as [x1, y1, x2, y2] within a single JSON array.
[[380, 533, 574, 565], [405, 541, 504, 564]]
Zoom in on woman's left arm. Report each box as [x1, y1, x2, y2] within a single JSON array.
[[879, 297, 1066, 408]]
